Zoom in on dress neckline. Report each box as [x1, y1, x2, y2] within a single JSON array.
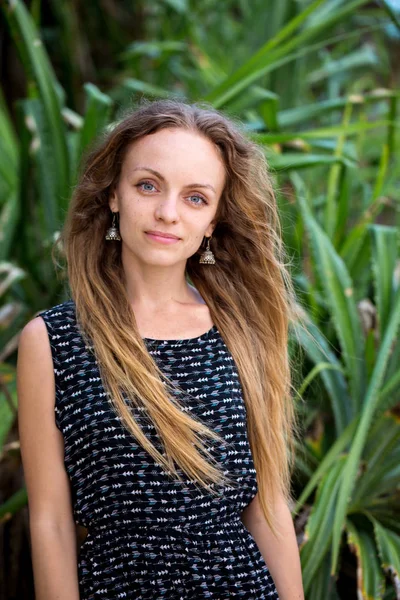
[[142, 324, 217, 345]]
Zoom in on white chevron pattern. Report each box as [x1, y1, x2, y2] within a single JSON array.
[[38, 300, 279, 599]]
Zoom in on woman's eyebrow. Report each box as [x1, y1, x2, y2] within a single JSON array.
[[131, 166, 216, 194]]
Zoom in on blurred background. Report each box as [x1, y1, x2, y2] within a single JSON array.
[[1, 0, 400, 598]]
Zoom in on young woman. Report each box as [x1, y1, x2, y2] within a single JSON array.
[[17, 99, 304, 599]]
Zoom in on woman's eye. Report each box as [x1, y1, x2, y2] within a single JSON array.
[[188, 194, 207, 206], [137, 181, 156, 192], [136, 181, 207, 206]]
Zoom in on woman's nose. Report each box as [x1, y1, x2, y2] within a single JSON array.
[[154, 194, 180, 222]]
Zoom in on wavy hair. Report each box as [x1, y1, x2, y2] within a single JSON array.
[[60, 98, 301, 539]]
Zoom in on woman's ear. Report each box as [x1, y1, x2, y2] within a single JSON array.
[[108, 188, 119, 213], [205, 220, 217, 238]]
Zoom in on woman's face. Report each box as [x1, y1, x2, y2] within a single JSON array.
[[109, 127, 226, 268]]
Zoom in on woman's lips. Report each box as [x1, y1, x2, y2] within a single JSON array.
[[145, 231, 181, 244]]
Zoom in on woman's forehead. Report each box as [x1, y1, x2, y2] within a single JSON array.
[[121, 129, 226, 192]]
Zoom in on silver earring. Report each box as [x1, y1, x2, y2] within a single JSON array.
[[105, 212, 121, 241], [199, 235, 215, 264]]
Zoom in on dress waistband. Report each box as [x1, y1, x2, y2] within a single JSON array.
[[85, 512, 244, 536]]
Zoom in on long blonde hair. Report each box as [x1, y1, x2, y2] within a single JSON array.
[[61, 98, 301, 538]]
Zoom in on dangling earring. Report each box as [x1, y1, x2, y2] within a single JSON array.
[[105, 212, 121, 241], [199, 235, 215, 264]]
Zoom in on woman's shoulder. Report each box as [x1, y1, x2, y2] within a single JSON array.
[[17, 302, 75, 374]]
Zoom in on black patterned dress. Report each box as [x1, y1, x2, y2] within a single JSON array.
[[38, 299, 279, 599]]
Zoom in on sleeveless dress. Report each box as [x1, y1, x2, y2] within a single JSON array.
[[38, 299, 279, 599]]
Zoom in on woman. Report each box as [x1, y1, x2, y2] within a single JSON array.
[[17, 99, 304, 599]]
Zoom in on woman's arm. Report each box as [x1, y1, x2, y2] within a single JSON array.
[[241, 491, 304, 600], [17, 317, 80, 600]]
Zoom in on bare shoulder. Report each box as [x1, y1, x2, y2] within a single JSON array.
[[17, 314, 56, 424], [17, 316, 74, 525], [17, 316, 52, 383], [18, 314, 50, 349], [17, 315, 55, 390]]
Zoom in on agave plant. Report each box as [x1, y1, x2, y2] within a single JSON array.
[[286, 178, 400, 597], [0, 262, 31, 599], [1, 0, 400, 597]]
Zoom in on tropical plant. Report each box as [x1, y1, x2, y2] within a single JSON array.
[[1, 0, 399, 597]]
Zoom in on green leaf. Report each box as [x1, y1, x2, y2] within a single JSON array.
[[278, 92, 400, 129], [293, 415, 358, 514], [293, 312, 351, 434], [163, 0, 188, 13], [378, 369, 400, 414], [0, 88, 18, 170], [370, 225, 399, 338], [331, 285, 400, 573], [301, 455, 347, 592], [73, 83, 114, 176], [253, 120, 393, 144], [346, 520, 386, 600], [340, 146, 389, 273], [351, 413, 400, 509], [373, 519, 400, 588], [20, 98, 61, 234], [121, 40, 187, 60], [122, 78, 174, 100], [205, 0, 370, 107], [267, 152, 354, 171], [306, 550, 340, 599], [0, 193, 19, 261], [204, 0, 327, 106], [324, 101, 353, 238], [2, 0, 70, 213], [307, 45, 379, 85], [0, 487, 28, 520], [225, 87, 279, 128], [380, 0, 400, 31], [0, 362, 18, 451], [292, 172, 366, 410]]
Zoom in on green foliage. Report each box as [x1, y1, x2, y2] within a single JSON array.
[[1, 0, 400, 597]]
